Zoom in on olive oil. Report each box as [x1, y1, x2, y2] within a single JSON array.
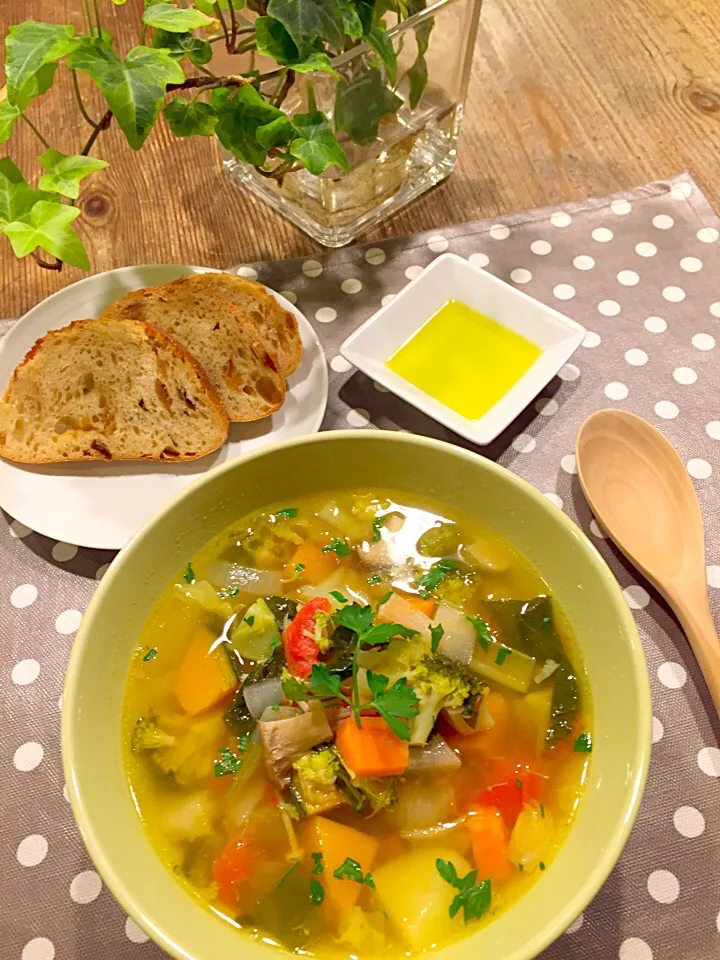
[[386, 299, 542, 420]]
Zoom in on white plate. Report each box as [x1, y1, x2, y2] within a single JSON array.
[[341, 252, 585, 446], [0, 265, 328, 550]]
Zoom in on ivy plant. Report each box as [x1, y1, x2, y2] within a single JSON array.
[[0, 0, 432, 271]]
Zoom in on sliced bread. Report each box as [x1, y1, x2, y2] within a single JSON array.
[[0, 317, 229, 464], [167, 272, 302, 377], [103, 285, 286, 422]]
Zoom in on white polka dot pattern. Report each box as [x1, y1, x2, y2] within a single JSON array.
[[69, 870, 102, 904]]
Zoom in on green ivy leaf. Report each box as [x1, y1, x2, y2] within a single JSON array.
[[255, 114, 297, 149], [335, 0, 363, 39], [335, 67, 401, 145], [365, 26, 396, 85], [142, 2, 214, 32], [2, 200, 89, 270], [164, 98, 217, 136], [5, 21, 77, 110], [255, 16, 298, 61], [407, 18, 432, 108], [152, 28, 212, 65], [0, 101, 21, 144], [212, 85, 287, 165], [36, 149, 109, 200], [266, 0, 345, 57], [289, 110, 348, 175], [0, 159, 53, 225], [69, 40, 185, 149]]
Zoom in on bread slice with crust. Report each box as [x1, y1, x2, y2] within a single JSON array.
[[166, 272, 302, 377], [103, 285, 286, 422], [0, 317, 229, 463]]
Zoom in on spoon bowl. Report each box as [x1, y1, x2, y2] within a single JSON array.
[[576, 409, 720, 714]]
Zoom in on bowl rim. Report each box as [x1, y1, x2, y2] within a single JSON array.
[[62, 429, 651, 960]]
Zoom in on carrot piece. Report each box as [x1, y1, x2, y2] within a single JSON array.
[[174, 626, 236, 715], [298, 816, 380, 925], [403, 594, 437, 618], [291, 540, 339, 584], [466, 804, 512, 884], [335, 716, 409, 777]]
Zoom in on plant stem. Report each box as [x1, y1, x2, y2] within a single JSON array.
[[269, 68, 288, 105], [227, 0, 238, 52], [20, 114, 51, 150], [213, 3, 231, 52], [92, 0, 102, 39], [195, 63, 217, 78], [140, 23, 147, 45], [351, 630, 367, 728], [80, 109, 112, 157], [167, 75, 251, 92], [82, 0, 93, 33], [32, 250, 62, 271], [234, 37, 257, 55], [274, 68, 295, 109], [72, 71, 98, 128]]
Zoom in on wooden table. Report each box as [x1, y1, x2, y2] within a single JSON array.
[[2, 0, 720, 317]]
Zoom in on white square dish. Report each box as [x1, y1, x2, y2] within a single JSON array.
[[340, 252, 586, 445]]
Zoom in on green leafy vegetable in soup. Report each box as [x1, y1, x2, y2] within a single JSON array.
[[122, 488, 591, 957]]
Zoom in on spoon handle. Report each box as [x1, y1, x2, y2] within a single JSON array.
[[670, 590, 720, 715]]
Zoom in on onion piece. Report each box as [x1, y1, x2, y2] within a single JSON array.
[[207, 561, 284, 596], [400, 817, 467, 841], [244, 677, 285, 720], [534, 658, 560, 684], [227, 773, 266, 828], [407, 736, 461, 773], [432, 601, 475, 664], [319, 502, 365, 540], [388, 778, 455, 831]]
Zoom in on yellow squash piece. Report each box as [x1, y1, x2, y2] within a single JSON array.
[[298, 816, 380, 925], [174, 626, 236, 715]]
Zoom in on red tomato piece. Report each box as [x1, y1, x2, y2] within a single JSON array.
[[283, 596, 332, 678], [480, 780, 524, 829], [212, 834, 256, 906]]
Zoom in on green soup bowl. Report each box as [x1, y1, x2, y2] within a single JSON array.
[[62, 431, 651, 960]]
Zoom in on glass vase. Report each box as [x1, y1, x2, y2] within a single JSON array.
[[212, 0, 483, 247]]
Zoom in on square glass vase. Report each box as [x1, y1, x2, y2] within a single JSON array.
[[219, 0, 483, 247]]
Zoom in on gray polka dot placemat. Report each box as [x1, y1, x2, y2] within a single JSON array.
[[3, 170, 720, 960]]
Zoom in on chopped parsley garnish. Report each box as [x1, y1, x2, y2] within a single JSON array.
[[218, 586, 239, 599], [539, 802, 545, 819], [495, 646, 512, 665], [142, 648, 157, 662], [322, 537, 351, 558], [309, 877, 325, 905], [295, 563, 306, 574], [539, 861, 546, 871], [371, 515, 386, 542], [430, 623, 444, 654], [282, 604, 420, 740], [416, 558, 457, 599], [277, 861, 300, 887], [367, 574, 382, 586], [277, 507, 298, 519], [573, 732, 593, 753], [238, 733, 251, 752], [330, 590, 348, 604], [467, 615, 492, 652], [515, 778, 523, 790], [311, 851, 324, 875], [376, 591, 393, 610], [182, 562, 195, 584], [333, 857, 375, 888], [269, 635, 282, 654], [436, 859, 492, 923], [214, 746, 242, 777], [244, 615, 255, 627]]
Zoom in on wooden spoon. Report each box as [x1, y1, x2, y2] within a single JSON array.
[[576, 409, 720, 714]]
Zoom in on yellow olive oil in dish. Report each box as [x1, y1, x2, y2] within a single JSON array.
[[386, 299, 542, 420]]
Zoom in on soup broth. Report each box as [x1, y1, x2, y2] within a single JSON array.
[[123, 489, 591, 957]]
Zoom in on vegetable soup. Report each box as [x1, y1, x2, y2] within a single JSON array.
[[123, 490, 592, 957]]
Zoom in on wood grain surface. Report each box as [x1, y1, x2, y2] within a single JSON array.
[[2, 0, 720, 316]]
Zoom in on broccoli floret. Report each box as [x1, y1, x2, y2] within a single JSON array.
[[433, 570, 478, 609], [132, 717, 176, 752], [353, 775, 397, 814], [404, 654, 484, 745], [292, 747, 345, 815]]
